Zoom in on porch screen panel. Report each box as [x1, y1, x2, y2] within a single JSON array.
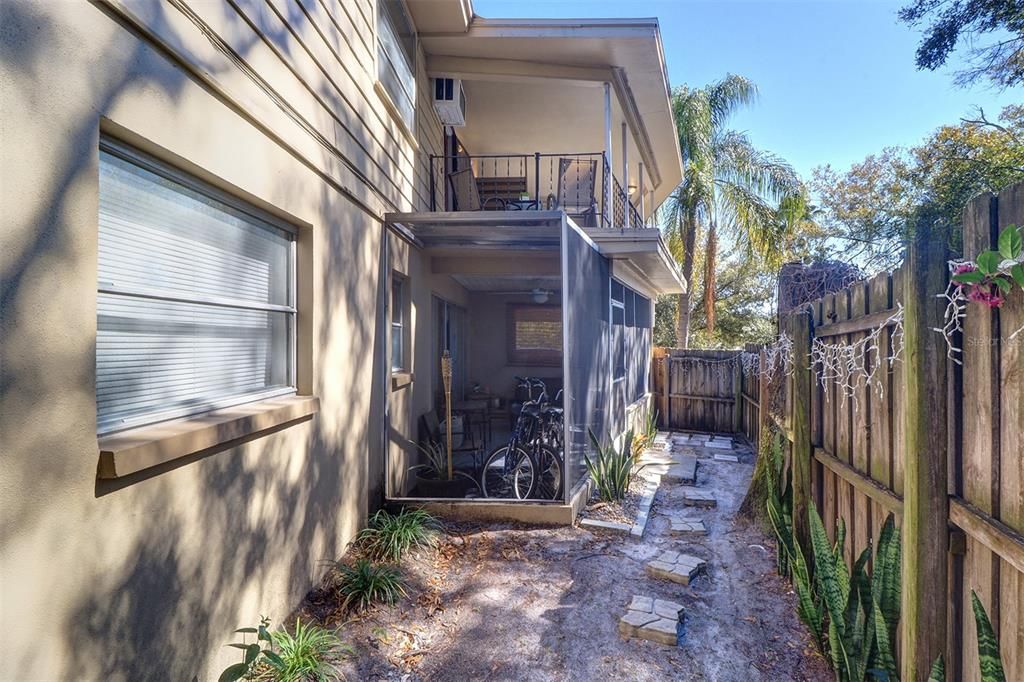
[[562, 220, 610, 498]]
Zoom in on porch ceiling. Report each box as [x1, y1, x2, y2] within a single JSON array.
[[451, 275, 562, 293]]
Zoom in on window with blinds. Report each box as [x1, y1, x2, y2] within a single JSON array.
[[97, 139, 297, 434]]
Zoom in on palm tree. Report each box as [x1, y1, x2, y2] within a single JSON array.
[[662, 75, 805, 345]]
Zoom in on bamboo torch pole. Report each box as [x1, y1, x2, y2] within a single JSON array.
[[441, 350, 453, 481]]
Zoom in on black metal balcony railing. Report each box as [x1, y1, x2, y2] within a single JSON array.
[[428, 152, 644, 229]]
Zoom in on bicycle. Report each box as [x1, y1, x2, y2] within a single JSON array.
[[480, 377, 565, 500]]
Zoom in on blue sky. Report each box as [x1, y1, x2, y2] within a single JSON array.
[[473, 0, 1022, 182]]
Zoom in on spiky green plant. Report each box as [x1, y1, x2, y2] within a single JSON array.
[[336, 559, 406, 613], [927, 592, 1006, 682], [585, 429, 642, 502], [972, 590, 1007, 682], [785, 506, 902, 682], [357, 508, 439, 562], [268, 619, 351, 682]]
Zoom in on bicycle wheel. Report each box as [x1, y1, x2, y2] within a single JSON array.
[[481, 445, 536, 499], [529, 443, 563, 501]]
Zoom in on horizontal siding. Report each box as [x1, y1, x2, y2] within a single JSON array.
[[414, 44, 443, 211], [109, 0, 435, 217]]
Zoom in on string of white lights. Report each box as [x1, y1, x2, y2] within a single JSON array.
[[810, 304, 904, 408]]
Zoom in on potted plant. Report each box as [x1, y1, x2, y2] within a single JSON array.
[[409, 440, 478, 498]]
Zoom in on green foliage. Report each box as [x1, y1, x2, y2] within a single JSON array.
[[898, 0, 1024, 88], [631, 409, 660, 458], [662, 74, 809, 345], [269, 619, 350, 682], [409, 440, 447, 479], [336, 559, 406, 613], [971, 590, 1007, 682], [218, 617, 349, 682], [219, 616, 279, 682], [357, 508, 438, 563], [769, 495, 902, 681], [813, 107, 1024, 273], [585, 429, 642, 502], [927, 592, 1007, 682]]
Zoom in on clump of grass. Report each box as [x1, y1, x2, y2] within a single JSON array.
[[336, 559, 406, 613], [357, 508, 439, 562], [268, 619, 351, 682]]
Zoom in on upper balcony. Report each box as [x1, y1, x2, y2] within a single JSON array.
[[428, 151, 645, 229], [412, 14, 684, 230]]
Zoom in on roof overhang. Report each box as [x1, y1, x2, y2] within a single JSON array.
[[386, 211, 686, 296], [585, 227, 687, 296], [418, 16, 682, 212]]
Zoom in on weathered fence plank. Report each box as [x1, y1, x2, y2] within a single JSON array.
[[900, 221, 950, 682]]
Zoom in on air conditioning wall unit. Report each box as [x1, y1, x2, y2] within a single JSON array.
[[433, 77, 467, 127]]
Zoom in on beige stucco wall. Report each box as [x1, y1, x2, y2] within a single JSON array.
[[0, 0, 441, 679]]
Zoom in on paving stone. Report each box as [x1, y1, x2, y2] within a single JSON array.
[[669, 518, 708, 536], [682, 487, 718, 508], [704, 438, 734, 450], [662, 454, 698, 484], [645, 551, 707, 585], [580, 518, 632, 533], [713, 454, 740, 463], [619, 594, 684, 646]]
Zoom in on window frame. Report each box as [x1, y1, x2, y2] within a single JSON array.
[[375, 0, 417, 134], [610, 278, 627, 382], [391, 273, 407, 372], [507, 304, 563, 367], [96, 137, 299, 435]]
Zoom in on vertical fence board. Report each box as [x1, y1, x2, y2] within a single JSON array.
[[997, 183, 1024, 682], [869, 271, 895, 491], [851, 281, 872, 560], [892, 264, 907, 497]]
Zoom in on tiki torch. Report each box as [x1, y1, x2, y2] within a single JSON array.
[[441, 350, 453, 481]]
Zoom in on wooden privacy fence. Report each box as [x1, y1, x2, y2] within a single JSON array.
[[651, 344, 765, 442], [652, 348, 745, 434], [770, 184, 1023, 682]]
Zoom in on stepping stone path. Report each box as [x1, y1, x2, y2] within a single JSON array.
[[681, 487, 717, 508], [713, 454, 740, 463], [704, 438, 734, 450], [662, 454, 698, 484], [618, 595, 685, 646], [669, 517, 708, 536], [645, 550, 707, 585]]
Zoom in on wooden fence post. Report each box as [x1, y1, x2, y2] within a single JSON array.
[[758, 347, 770, 449], [901, 226, 949, 681], [733, 354, 743, 433], [789, 309, 813, 554]]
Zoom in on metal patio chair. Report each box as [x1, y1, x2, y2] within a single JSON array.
[[547, 157, 599, 227], [447, 167, 506, 211]]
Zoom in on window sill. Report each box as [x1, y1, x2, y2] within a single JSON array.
[[391, 371, 414, 390], [97, 395, 320, 479], [373, 81, 419, 149]]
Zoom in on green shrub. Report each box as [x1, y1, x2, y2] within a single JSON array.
[[269, 619, 351, 682], [218, 616, 349, 682], [585, 429, 642, 502], [357, 508, 439, 562], [336, 559, 406, 613]]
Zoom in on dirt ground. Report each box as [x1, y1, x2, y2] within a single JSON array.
[[298, 437, 831, 681]]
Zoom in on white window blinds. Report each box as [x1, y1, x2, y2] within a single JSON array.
[[97, 140, 296, 434]]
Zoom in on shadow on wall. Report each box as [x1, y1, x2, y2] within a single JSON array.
[[2, 1, 389, 679]]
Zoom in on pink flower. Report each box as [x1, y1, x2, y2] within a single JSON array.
[[967, 283, 1005, 308], [953, 263, 977, 289]]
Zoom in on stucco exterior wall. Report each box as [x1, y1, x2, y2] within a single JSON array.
[[0, 0, 441, 679]]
